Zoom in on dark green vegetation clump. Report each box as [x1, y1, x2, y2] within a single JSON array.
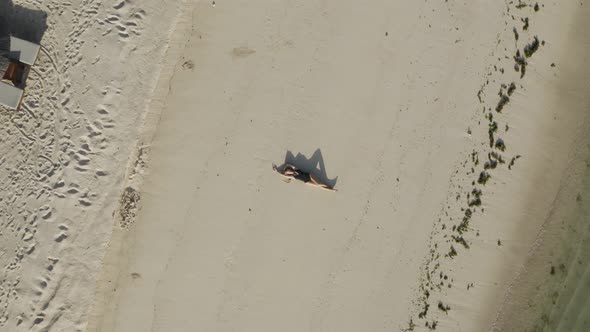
[[425, 320, 438, 331], [495, 138, 506, 151], [490, 152, 505, 164], [489, 121, 498, 146], [514, 50, 526, 66], [524, 36, 540, 57], [469, 197, 482, 207], [448, 246, 457, 258], [484, 159, 498, 170], [438, 301, 451, 314], [508, 155, 521, 170], [514, 50, 527, 78], [522, 17, 529, 30], [418, 303, 430, 319], [507, 82, 516, 96], [496, 95, 510, 112], [402, 318, 416, 331], [457, 208, 474, 234], [469, 189, 482, 206], [478, 171, 491, 185], [452, 235, 469, 249]]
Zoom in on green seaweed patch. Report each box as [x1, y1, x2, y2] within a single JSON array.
[[418, 302, 430, 319], [478, 171, 491, 185], [452, 235, 470, 249], [496, 94, 510, 112], [507, 82, 516, 96], [495, 138, 506, 151], [438, 301, 451, 314], [402, 318, 416, 331], [426, 320, 438, 331], [514, 50, 526, 65], [514, 50, 527, 78], [524, 36, 540, 58], [551, 290, 559, 305], [489, 121, 498, 147], [513, 27, 519, 41], [484, 159, 498, 170], [469, 189, 482, 206], [465, 207, 473, 219], [457, 208, 474, 233], [520, 62, 527, 78], [471, 151, 479, 166], [471, 189, 482, 200], [508, 154, 522, 170], [522, 17, 529, 31], [490, 151, 506, 164], [498, 84, 506, 97], [469, 197, 482, 207], [448, 245, 458, 258]]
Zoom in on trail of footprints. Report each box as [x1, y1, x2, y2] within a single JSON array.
[[0, 0, 133, 329], [21, 257, 63, 330], [99, 0, 146, 41]]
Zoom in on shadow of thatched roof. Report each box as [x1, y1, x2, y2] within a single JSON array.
[[0, 0, 48, 47]]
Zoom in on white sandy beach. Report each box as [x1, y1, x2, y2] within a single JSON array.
[[1, 0, 590, 332], [87, 1, 590, 331], [0, 0, 185, 330]]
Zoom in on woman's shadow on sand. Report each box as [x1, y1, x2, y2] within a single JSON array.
[[275, 149, 338, 189]]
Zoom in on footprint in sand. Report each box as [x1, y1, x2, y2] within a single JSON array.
[[96, 170, 108, 177], [55, 224, 69, 243], [79, 199, 92, 207], [97, 105, 109, 115], [54, 232, 67, 243], [113, 0, 128, 10], [41, 208, 53, 221], [105, 2, 146, 41]]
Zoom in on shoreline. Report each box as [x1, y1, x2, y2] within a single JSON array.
[[491, 1, 590, 328], [85, 1, 195, 331], [401, 1, 590, 330]]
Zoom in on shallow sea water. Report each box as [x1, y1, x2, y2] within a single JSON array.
[[542, 161, 590, 332], [525, 141, 590, 332]]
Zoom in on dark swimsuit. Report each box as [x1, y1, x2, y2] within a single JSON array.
[[284, 165, 311, 183], [293, 171, 311, 183]]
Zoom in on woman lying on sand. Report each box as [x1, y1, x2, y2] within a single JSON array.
[[273, 164, 336, 192]]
